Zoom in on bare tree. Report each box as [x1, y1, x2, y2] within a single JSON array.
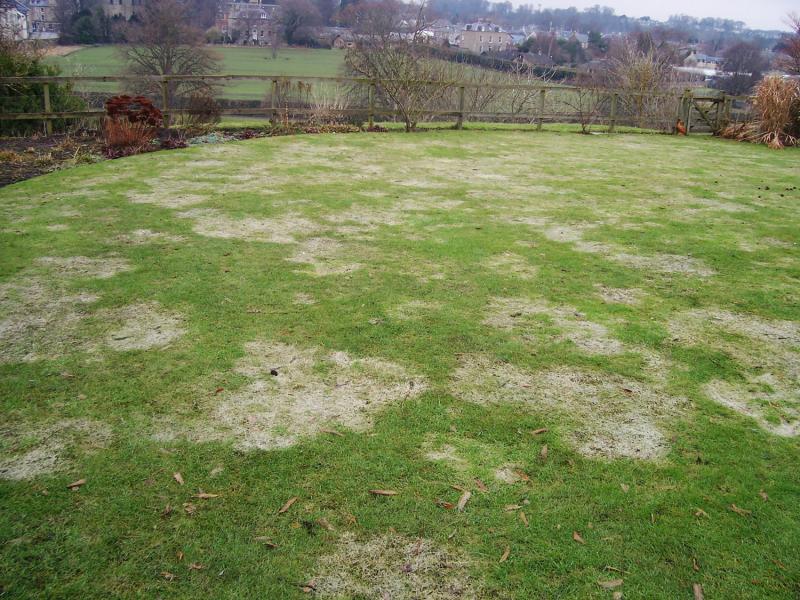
[[562, 72, 609, 133], [279, 0, 321, 46], [121, 0, 220, 107], [776, 13, 800, 75]]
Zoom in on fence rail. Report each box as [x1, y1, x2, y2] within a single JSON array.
[[0, 74, 752, 133]]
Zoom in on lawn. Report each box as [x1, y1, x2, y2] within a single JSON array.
[[1, 130, 799, 599], [48, 45, 346, 100]]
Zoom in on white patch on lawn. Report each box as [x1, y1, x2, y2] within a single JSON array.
[[286, 237, 362, 276], [450, 355, 686, 460], [178, 208, 321, 244], [482, 253, 538, 280], [595, 285, 644, 305], [310, 533, 480, 600], [388, 300, 443, 321], [102, 302, 186, 351], [0, 419, 112, 480], [34, 255, 132, 280], [483, 297, 624, 355], [114, 229, 186, 245], [669, 309, 800, 436], [167, 341, 426, 450]]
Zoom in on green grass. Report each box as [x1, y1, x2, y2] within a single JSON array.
[[48, 45, 346, 100], [1, 130, 799, 599]]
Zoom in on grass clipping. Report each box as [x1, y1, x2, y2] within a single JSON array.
[[310, 533, 480, 599]]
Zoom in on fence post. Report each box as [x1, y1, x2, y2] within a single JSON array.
[[685, 89, 692, 134], [42, 83, 52, 136], [270, 78, 278, 126], [608, 92, 618, 133], [367, 81, 375, 129], [537, 88, 546, 131], [714, 94, 725, 132], [456, 85, 465, 130], [161, 78, 170, 128]]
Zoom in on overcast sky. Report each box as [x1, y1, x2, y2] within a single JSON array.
[[526, 0, 795, 31]]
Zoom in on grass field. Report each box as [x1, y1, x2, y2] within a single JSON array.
[[48, 45, 346, 100], [1, 130, 799, 598]]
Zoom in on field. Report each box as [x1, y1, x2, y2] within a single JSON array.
[[48, 46, 346, 100], [1, 130, 799, 598]]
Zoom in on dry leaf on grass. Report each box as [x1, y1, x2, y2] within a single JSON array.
[[530, 428, 549, 435], [598, 579, 623, 589], [759, 490, 769, 502], [161, 571, 176, 581], [254, 536, 278, 548], [513, 469, 530, 482], [320, 428, 344, 437], [161, 504, 173, 518], [194, 492, 219, 499], [173, 472, 184, 485], [188, 563, 205, 571], [279, 496, 299, 514], [474, 478, 488, 492], [436, 499, 455, 510], [183, 502, 197, 515], [499, 546, 510, 563], [572, 531, 585, 544], [176, 551, 184, 561], [66, 478, 86, 490], [369, 489, 398, 496], [457, 490, 472, 512], [504, 504, 522, 511], [693, 582, 704, 600], [694, 508, 709, 518], [317, 518, 335, 531], [729, 504, 752, 516], [620, 483, 630, 493], [540, 445, 549, 460], [519, 511, 529, 527], [692, 557, 700, 572]]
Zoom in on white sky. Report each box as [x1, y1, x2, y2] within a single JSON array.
[[523, 0, 796, 31]]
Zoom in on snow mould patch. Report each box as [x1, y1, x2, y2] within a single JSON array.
[[669, 309, 800, 436], [483, 297, 624, 355], [450, 355, 687, 460], [35, 255, 132, 280], [482, 252, 538, 280], [309, 533, 480, 600], [424, 443, 471, 471], [179, 208, 320, 244], [293, 292, 317, 305], [494, 464, 526, 484], [171, 341, 427, 450], [0, 418, 112, 480], [286, 237, 362, 276], [46, 223, 69, 232], [114, 229, 186, 245], [388, 300, 443, 321], [595, 285, 644, 305], [102, 302, 186, 351], [128, 190, 207, 209]]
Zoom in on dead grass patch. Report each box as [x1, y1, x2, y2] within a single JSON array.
[[450, 355, 686, 460], [388, 300, 443, 321], [179, 209, 320, 244], [165, 341, 426, 450], [35, 255, 132, 280], [101, 302, 186, 351], [484, 297, 624, 355], [0, 418, 112, 480], [113, 229, 186, 245], [293, 292, 317, 305], [310, 533, 480, 599], [669, 309, 799, 435], [287, 237, 362, 276], [482, 253, 538, 280], [595, 285, 644, 305]]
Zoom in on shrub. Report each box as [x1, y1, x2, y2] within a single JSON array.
[[177, 93, 222, 129], [104, 95, 164, 127], [721, 77, 800, 149], [102, 95, 161, 157]]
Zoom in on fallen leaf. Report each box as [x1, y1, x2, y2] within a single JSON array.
[[513, 470, 530, 482], [188, 563, 205, 571], [773, 559, 786, 570], [320, 428, 344, 437], [66, 478, 86, 490], [457, 490, 472, 512], [254, 536, 278, 548], [450, 484, 467, 492], [278, 496, 299, 514], [436, 499, 455, 510], [173, 472, 184, 486], [194, 492, 219, 499], [572, 531, 585, 544], [317, 517, 335, 531], [530, 428, 549, 435], [692, 557, 700, 572], [183, 503, 197, 515], [519, 511, 529, 527], [759, 490, 769, 502], [499, 546, 510, 563], [161, 504, 173, 518], [693, 582, 704, 600], [598, 579, 623, 589], [729, 504, 752, 517], [161, 571, 176, 581], [620, 483, 630, 493], [474, 478, 488, 492], [504, 504, 522, 511], [694, 508, 708, 518], [540, 445, 549, 460], [214, 387, 224, 395], [369, 489, 398, 496]]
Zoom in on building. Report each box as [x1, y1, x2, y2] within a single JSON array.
[[683, 51, 724, 71], [458, 22, 512, 55], [556, 30, 589, 49], [0, 0, 29, 40], [102, 0, 145, 21], [216, 0, 279, 45], [27, 0, 58, 40]]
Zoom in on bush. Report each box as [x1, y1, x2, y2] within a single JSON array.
[[102, 95, 161, 157], [721, 77, 800, 149], [0, 38, 85, 136], [104, 95, 164, 127], [177, 93, 222, 129]]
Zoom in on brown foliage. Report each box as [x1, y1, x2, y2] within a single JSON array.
[[720, 77, 800, 149]]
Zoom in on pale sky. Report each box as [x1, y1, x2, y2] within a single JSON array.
[[526, 0, 796, 31]]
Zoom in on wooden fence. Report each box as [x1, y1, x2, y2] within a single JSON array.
[[0, 74, 751, 134]]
